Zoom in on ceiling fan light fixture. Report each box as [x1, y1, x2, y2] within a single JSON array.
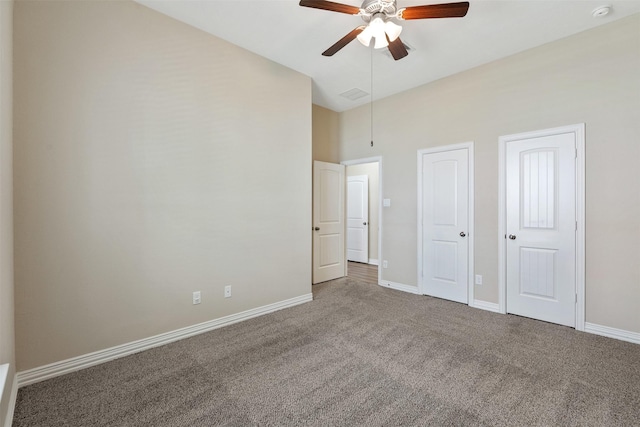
[[374, 34, 389, 49], [369, 14, 390, 49], [357, 15, 391, 48], [384, 20, 402, 42], [357, 25, 374, 47]]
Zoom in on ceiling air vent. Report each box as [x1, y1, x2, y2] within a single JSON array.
[[339, 88, 370, 101]]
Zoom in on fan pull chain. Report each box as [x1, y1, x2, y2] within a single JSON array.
[[370, 44, 374, 148]]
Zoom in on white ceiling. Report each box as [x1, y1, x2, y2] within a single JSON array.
[[135, 0, 640, 112]]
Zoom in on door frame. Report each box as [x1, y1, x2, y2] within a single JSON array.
[[498, 124, 585, 331], [417, 142, 475, 303], [341, 156, 383, 282]]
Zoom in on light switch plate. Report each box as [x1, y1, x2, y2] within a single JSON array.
[[383, 199, 391, 207]]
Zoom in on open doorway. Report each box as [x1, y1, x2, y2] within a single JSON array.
[[342, 157, 382, 285]]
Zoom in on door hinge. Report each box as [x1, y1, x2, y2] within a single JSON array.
[[575, 221, 578, 231], [575, 293, 578, 303]]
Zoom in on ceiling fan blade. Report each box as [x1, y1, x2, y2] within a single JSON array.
[[299, 0, 361, 15], [387, 36, 409, 61], [322, 27, 365, 56], [399, 2, 469, 20]]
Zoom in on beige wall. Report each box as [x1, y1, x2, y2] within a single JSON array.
[[346, 163, 379, 262], [312, 104, 340, 163], [14, 0, 312, 370], [339, 15, 640, 333], [0, 0, 15, 421]]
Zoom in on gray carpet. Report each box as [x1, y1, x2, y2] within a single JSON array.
[[13, 277, 640, 426]]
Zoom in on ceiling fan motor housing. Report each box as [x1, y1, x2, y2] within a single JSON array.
[[360, 0, 397, 22]]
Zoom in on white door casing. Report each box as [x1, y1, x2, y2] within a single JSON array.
[[418, 144, 474, 304], [313, 161, 346, 284], [499, 124, 585, 329], [347, 175, 369, 263]]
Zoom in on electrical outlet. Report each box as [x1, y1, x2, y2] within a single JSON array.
[[475, 275, 483, 285], [382, 260, 388, 268], [224, 285, 232, 298], [192, 291, 201, 305]]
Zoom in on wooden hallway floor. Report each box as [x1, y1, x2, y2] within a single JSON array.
[[347, 261, 378, 284]]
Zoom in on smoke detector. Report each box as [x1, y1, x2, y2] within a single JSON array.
[[592, 5, 612, 18]]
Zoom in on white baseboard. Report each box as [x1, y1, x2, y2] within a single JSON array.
[[378, 280, 420, 295], [3, 374, 17, 427], [368, 259, 379, 266], [584, 322, 640, 345], [17, 293, 313, 387], [470, 299, 501, 313]]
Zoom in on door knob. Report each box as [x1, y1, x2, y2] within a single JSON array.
[[363, 222, 367, 226], [459, 232, 466, 237], [509, 234, 516, 240], [314, 227, 320, 231]]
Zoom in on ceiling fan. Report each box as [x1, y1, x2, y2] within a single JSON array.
[[299, 0, 469, 60]]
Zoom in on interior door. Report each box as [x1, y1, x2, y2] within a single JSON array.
[[347, 175, 369, 263], [313, 161, 346, 284], [421, 148, 469, 303], [506, 133, 576, 327]]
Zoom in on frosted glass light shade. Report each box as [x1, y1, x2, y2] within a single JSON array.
[[374, 35, 388, 49], [369, 16, 386, 49], [356, 15, 402, 49], [384, 20, 402, 42], [357, 25, 373, 47]]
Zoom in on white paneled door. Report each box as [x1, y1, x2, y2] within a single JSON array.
[[347, 175, 369, 263], [506, 133, 576, 327], [421, 148, 469, 304], [313, 161, 346, 284]]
